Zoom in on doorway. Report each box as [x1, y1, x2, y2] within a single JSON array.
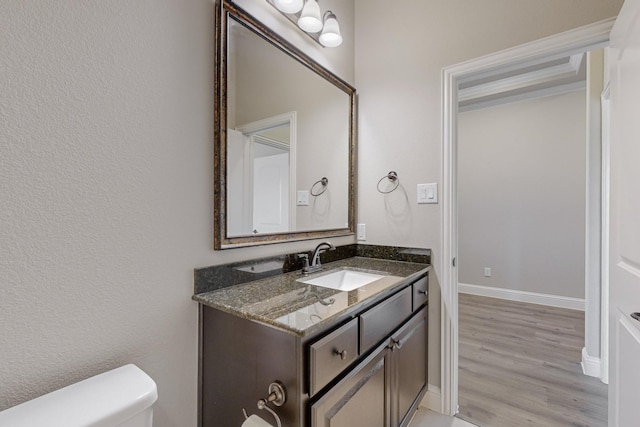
[[456, 83, 604, 424], [440, 18, 614, 418], [226, 111, 297, 236]]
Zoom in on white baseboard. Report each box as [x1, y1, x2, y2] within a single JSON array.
[[420, 384, 442, 412], [458, 283, 585, 311], [581, 347, 602, 378]]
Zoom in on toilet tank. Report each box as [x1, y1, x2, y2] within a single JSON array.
[[0, 364, 158, 427]]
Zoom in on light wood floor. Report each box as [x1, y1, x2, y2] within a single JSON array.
[[410, 408, 476, 427], [457, 294, 608, 427]]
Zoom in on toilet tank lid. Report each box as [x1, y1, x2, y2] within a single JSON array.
[[0, 364, 158, 427]]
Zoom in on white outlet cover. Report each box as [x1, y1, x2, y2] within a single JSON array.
[[357, 223, 366, 241], [297, 190, 309, 206]]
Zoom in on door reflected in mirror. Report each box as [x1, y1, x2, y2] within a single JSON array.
[[227, 115, 294, 237], [215, 1, 355, 249]]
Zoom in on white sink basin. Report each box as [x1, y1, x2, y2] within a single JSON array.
[[299, 269, 384, 291]]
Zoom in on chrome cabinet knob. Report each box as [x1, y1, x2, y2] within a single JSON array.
[[391, 338, 402, 350], [335, 349, 348, 360]]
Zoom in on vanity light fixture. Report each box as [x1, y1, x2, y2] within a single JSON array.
[[273, 0, 303, 14], [319, 11, 342, 47], [297, 0, 323, 32], [266, 0, 343, 48]]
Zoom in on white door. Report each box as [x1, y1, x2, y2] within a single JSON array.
[[608, 0, 640, 424], [252, 152, 290, 234]]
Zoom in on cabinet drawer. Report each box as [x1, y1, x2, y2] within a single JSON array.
[[360, 286, 412, 353], [412, 275, 428, 311], [309, 317, 359, 396]]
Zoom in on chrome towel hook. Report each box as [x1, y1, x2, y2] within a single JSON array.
[[310, 177, 329, 196], [377, 171, 399, 194]]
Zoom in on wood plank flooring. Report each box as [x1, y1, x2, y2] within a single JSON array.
[[457, 294, 608, 427], [410, 408, 476, 427]]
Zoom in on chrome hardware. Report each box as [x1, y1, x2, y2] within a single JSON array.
[[298, 253, 310, 274], [304, 241, 335, 274], [391, 338, 402, 350], [310, 177, 329, 196], [260, 381, 286, 407], [377, 171, 400, 194], [244, 381, 286, 427], [417, 290, 427, 295], [335, 349, 348, 360]]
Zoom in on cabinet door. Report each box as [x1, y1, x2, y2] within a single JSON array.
[[392, 307, 428, 427], [311, 343, 391, 427]]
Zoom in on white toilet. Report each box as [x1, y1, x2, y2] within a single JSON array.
[[0, 364, 158, 427]]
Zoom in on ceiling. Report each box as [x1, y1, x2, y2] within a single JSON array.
[[458, 53, 586, 112]]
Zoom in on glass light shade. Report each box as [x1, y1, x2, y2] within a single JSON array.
[[319, 12, 342, 47], [297, 0, 323, 33], [273, 0, 303, 14]]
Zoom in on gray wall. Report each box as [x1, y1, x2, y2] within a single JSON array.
[[354, 0, 623, 390], [229, 28, 350, 232], [0, 0, 354, 425], [0, 0, 623, 422], [458, 90, 587, 299]]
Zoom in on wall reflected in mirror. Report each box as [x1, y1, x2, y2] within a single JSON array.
[[225, 14, 351, 239]]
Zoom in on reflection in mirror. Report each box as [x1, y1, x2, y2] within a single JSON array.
[[215, 1, 356, 249], [227, 113, 295, 236]]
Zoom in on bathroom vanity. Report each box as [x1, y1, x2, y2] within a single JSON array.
[[195, 257, 429, 427], [205, 3, 429, 424]]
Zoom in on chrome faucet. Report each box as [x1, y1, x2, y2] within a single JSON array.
[[299, 241, 335, 275]]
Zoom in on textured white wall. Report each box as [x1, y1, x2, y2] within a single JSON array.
[[0, 0, 354, 425], [354, 0, 623, 389], [458, 90, 587, 298]]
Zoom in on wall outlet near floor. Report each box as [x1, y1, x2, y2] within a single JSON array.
[[484, 267, 492, 277], [357, 223, 366, 240]]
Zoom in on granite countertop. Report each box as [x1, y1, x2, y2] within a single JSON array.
[[193, 257, 430, 337]]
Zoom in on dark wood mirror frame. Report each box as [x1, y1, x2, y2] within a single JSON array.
[[214, 0, 356, 249]]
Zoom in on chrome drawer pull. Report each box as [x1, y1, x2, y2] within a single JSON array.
[[334, 349, 348, 360], [417, 290, 427, 295]]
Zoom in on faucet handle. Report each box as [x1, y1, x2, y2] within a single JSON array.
[[297, 253, 310, 271]]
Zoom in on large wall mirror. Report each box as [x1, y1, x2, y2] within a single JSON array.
[[214, 0, 356, 249]]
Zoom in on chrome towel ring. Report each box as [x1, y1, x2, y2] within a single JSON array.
[[310, 177, 329, 196], [377, 171, 399, 194]]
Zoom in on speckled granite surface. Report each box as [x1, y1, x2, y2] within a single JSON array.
[[193, 257, 430, 336], [194, 244, 430, 294]]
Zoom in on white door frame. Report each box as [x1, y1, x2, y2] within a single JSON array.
[[440, 18, 614, 415], [236, 111, 298, 232], [600, 82, 611, 384]]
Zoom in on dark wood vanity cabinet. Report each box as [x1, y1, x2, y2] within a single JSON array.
[[310, 306, 427, 427], [393, 306, 428, 427], [311, 341, 392, 427], [200, 273, 428, 427]]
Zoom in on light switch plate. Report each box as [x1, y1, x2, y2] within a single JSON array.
[[417, 183, 438, 204], [297, 190, 309, 206]]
